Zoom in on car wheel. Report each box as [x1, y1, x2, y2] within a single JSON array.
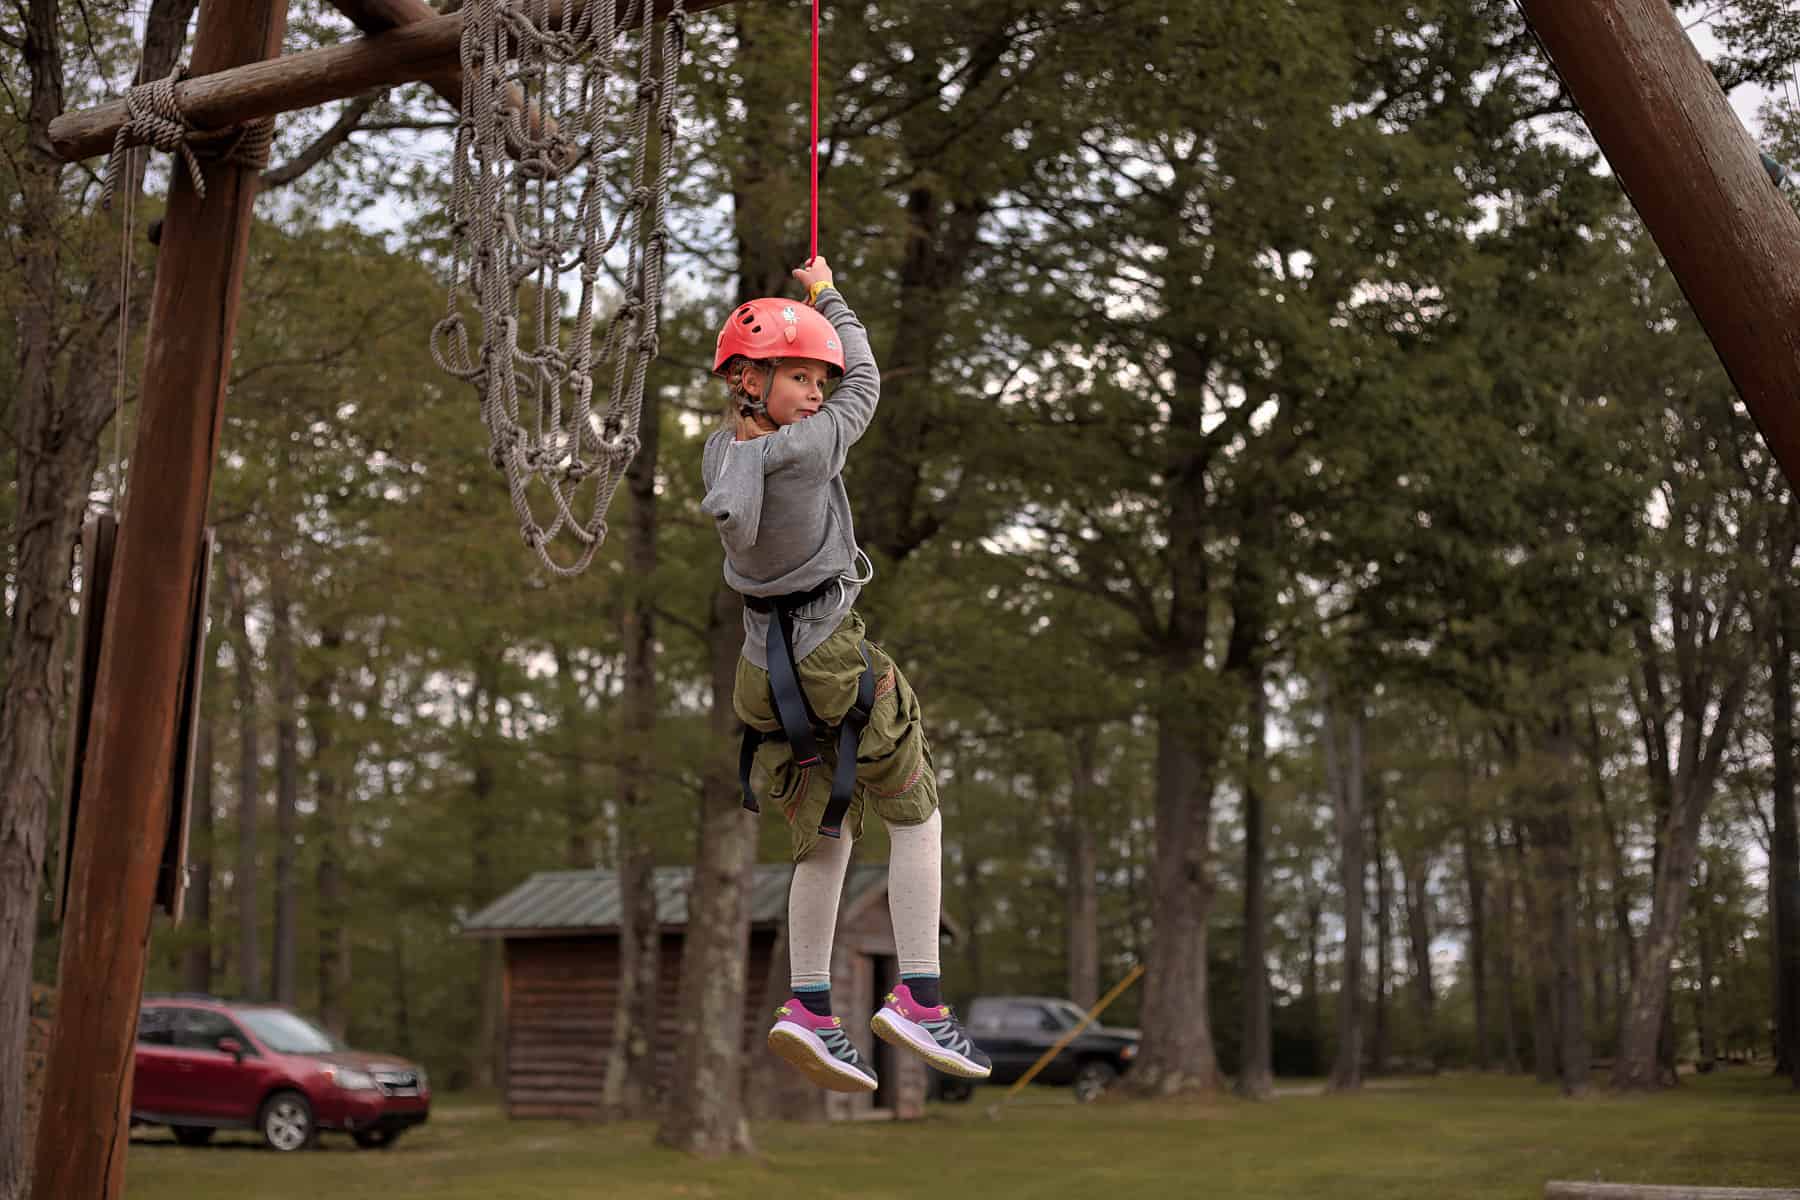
[[1073, 1061, 1119, 1103], [936, 1077, 975, 1103], [258, 1090, 315, 1152], [352, 1128, 400, 1150], [171, 1125, 215, 1147]]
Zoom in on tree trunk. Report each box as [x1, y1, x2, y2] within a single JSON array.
[[1495, 823, 1523, 1073], [1124, 690, 1224, 1095], [1463, 816, 1490, 1070], [1400, 844, 1434, 1065], [552, 642, 598, 869], [180, 707, 216, 994], [310, 625, 350, 1039], [1766, 538, 1798, 1084], [226, 556, 263, 999], [1370, 798, 1390, 1076], [657, 584, 758, 1155], [1305, 894, 1323, 1076], [1614, 692, 1749, 1086], [1695, 857, 1716, 1072], [269, 564, 299, 1005], [469, 656, 504, 1090], [1236, 675, 1273, 1099], [1325, 692, 1365, 1092], [1516, 815, 1558, 1084], [1588, 699, 1638, 1051], [0, 4, 196, 1191], [604, 335, 664, 1116], [1066, 727, 1102, 1011], [1540, 718, 1589, 1096]]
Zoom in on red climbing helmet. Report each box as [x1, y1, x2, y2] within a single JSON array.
[[712, 298, 844, 377]]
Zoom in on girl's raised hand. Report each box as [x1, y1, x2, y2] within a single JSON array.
[[792, 256, 833, 294]]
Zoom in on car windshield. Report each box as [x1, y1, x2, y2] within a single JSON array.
[[235, 1008, 344, 1054], [1052, 1001, 1093, 1029]]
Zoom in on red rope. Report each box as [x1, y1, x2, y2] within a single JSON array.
[[810, 0, 820, 262]]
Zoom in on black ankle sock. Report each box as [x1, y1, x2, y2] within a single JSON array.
[[905, 976, 942, 1007], [796, 988, 832, 1017]]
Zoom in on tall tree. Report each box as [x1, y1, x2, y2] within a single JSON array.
[[1236, 674, 1274, 1099], [225, 553, 264, 999], [269, 558, 300, 1005], [1324, 689, 1367, 1092]]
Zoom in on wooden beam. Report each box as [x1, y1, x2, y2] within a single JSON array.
[[1518, 0, 1800, 487], [1547, 1185, 1800, 1200], [52, 16, 458, 162], [50, 0, 741, 164], [30, 2, 288, 1197]]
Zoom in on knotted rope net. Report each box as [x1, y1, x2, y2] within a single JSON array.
[[432, 0, 685, 577]]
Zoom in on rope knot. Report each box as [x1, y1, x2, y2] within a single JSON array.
[[102, 62, 276, 208]]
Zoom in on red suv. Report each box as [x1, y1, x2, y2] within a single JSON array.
[[132, 995, 430, 1151]]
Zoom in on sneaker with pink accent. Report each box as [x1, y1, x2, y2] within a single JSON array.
[[767, 999, 878, 1093], [870, 984, 992, 1079]]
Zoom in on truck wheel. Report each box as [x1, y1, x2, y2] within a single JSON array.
[[1073, 1061, 1118, 1103], [258, 1090, 315, 1152], [936, 1077, 975, 1103]]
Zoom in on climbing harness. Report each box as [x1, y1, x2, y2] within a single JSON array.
[[737, 572, 878, 841]]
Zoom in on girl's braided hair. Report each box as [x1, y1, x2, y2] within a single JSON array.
[[723, 355, 779, 438]]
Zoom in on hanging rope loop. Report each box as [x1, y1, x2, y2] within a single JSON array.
[[439, 0, 686, 578]]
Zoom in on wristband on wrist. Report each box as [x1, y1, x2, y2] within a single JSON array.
[[807, 279, 836, 305]]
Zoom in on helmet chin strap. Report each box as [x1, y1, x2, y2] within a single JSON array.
[[738, 357, 781, 420]]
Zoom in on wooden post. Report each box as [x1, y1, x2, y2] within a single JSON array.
[[1517, 0, 1800, 487], [30, 2, 288, 1197]]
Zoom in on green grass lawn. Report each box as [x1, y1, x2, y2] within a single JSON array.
[[124, 1069, 1800, 1200]]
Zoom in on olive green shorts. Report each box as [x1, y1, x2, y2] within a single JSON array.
[[734, 610, 938, 862]]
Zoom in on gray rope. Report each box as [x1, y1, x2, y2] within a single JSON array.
[[431, 0, 685, 578], [102, 64, 275, 207]]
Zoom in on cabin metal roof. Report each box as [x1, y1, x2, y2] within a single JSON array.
[[460, 863, 890, 938]]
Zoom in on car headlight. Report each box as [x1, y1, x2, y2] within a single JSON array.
[[326, 1066, 380, 1092], [1119, 1044, 1138, 1061], [415, 1067, 429, 1093]]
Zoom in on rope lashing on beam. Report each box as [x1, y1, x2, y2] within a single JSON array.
[[101, 64, 274, 208], [431, 0, 686, 578]]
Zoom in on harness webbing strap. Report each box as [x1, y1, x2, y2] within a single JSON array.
[[766, 600, 823, 771], [817, 643, 875, 839], [737, 588, 877, 838]]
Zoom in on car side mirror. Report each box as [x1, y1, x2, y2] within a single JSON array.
[[216, 1037, 244, 1061]]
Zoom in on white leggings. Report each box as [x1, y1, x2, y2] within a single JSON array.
[[788, 809, 942, 990]]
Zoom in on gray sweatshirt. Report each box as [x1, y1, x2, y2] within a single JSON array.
[[700, 289, 879, 668]]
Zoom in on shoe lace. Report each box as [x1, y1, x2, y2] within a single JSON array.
[[920, 1009, 976, 1057], [818, 1024, 863, 1065]]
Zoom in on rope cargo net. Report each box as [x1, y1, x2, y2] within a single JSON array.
[[432, 0, 685, 576]]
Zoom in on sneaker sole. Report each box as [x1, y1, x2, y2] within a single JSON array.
[[767, 1021, 878, 1094], [870, 1009, 993, 1080]]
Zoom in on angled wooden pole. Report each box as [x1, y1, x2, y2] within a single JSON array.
[[31, 2, 288, 1197], [1517, 0, 1800, 487]]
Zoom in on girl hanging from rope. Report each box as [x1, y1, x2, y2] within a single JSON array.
[[701, 257, 991, 1094]]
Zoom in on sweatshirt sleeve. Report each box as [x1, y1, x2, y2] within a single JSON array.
[[762, 288, 880, 480], [700, 430, 767, 555]]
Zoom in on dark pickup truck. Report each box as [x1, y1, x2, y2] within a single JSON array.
[[937, 995, 1139, 1102]]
